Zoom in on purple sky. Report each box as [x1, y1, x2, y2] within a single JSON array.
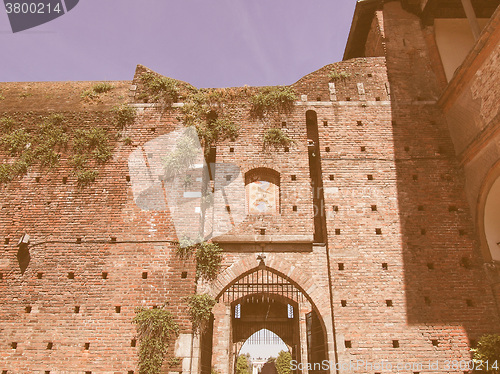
[[0, 0, 357, 88]]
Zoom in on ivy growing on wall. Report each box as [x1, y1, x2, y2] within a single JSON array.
[[186, 293, 217, 333], [133, 305, 179, 374], [471, 334, 500, 371], [139, 72, 181, 107], [0, 106, 135, 186], [329, 69, 351, 81], [176, 240, 223, 282]]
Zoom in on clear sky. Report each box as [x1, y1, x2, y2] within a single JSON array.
[[0, 0, 357, 88]]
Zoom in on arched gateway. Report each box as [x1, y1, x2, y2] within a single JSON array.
[[196, 254, 334, 374]]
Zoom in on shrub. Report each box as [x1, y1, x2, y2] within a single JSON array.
[[133, 306, 179, 374], [186, 294, 216, 333], [76, 169, 98, 187], [140, 72, 179, 106], [0, 128, 31, 156], [275, 350, 292, 374], [329, 69, 351, 81], [92, 82, 114, 94], [472, 334, 500, 373], [195, 242, 223, 281]]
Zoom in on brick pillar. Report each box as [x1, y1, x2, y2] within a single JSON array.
[[212, 301, 232, 374], [298, 301, 311, 374]]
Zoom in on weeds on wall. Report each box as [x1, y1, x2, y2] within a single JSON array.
[[250, 86, 296, 118], [139, 72, 181, 107], [186, 293, 216, 333], [112, 104, 136, 129], [0, 112, 118, 187], [133, 305, 179, 374], [329, 69, 351, 81], [263, 128, 294, 149], [175, 240, 223, 282], [81, 82, 114, 101]]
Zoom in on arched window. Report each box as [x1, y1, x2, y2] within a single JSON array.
[[245, 168, 280, 215], [484, 176, 500, 261]]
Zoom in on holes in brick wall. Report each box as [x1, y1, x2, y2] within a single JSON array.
[[367, 73, 373, 77], [344, 340, 352, 348], [424, 296, 431, 305], [260, 229, 266, 235], [150, 127, 156, 133], [329, 175, 334, 180], [11, 342, 17, 349], [110, 237, 117, 243], [282, 121, 287, 128], [45, 371, 50, 374], [84, 342, 90, 350], [371, 205, 377, 211], [316, 97, 321, 102], [332, 205, 339, 212], [448, 205, 457, 212], [131, 339, 137, 347], [35, 177, 41, 183], [338, 263, 344, 270], [420, 229, 427, 235], [367, 174, 373, 180], [375, 228, 382, 235], [85, 371, 91, 374], [102, 272, 108, 279], [181, 271, 188, 279], [2, 370, 8, 374], [335, 229, 341, 235], [284, 147, 290, 152], [375, 97, 381, 101], [142, 272, 148, 279], [25, 306, 32, 313], [325, 147, 330, 152], [67, 272, 74, 279], [412, 174, 418, 181], [292, 205, 297, 212], [466, 299, 474, 307], [74, 306, 80, 314], [62, 176, 68, 184], [37, 272, 43, 279], [126, 175, 131, 182], [460, 257, 472, 269], [392, 340, 400, 348], [386, 300, 393, 307], [152, 305, 158, 309], [432, 339, 439, 347], [225, 175, 232, 181], [4, 238, 8, 244], [46, 342, 53, 350], [229, 147, 235, 153], [417, 205, 424, 211], [382, 263, 388, 270], [341, 300, 347, 307], [427, 262, 434, 270], [357, 120, 362, 126], [115, 306, 121, 313], [360, 146, 366, 152], [0, 273, 3, 280], [459, 229, 466, 236], [404, 146, 409, 152], [323, 121, 328, 127], [346, 97, 351, 101], [128, 371, 134, 374], [291, 175, 296, 181], [226, 205, 231, 213], [76, 238, 82, 244]]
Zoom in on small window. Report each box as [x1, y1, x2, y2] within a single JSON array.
[[287, 304, 294, 318], [245, 168, 280, 215], [235, 304, 241, 319]]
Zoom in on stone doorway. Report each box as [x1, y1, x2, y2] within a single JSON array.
[[201, 267, 328, 374]]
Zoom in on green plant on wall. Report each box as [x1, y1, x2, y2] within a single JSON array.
[[250, 86, 296, 118], [180, 89, 239, 157], [275, 351, 292, 374], [186, 293, 216, 333], [0, 113, 116, 187], [175, 240, 223, 281], [263, 128, 294, 149], [112, 104, 136, 129], [471, 334, 500, 373], [81, 82, 114, 101], [133, 305, 179, 374], [140, 72, 180, 106], [329, 69, 351, 81]]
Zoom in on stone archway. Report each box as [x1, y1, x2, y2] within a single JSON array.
[[199, 255, 334, 374]]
